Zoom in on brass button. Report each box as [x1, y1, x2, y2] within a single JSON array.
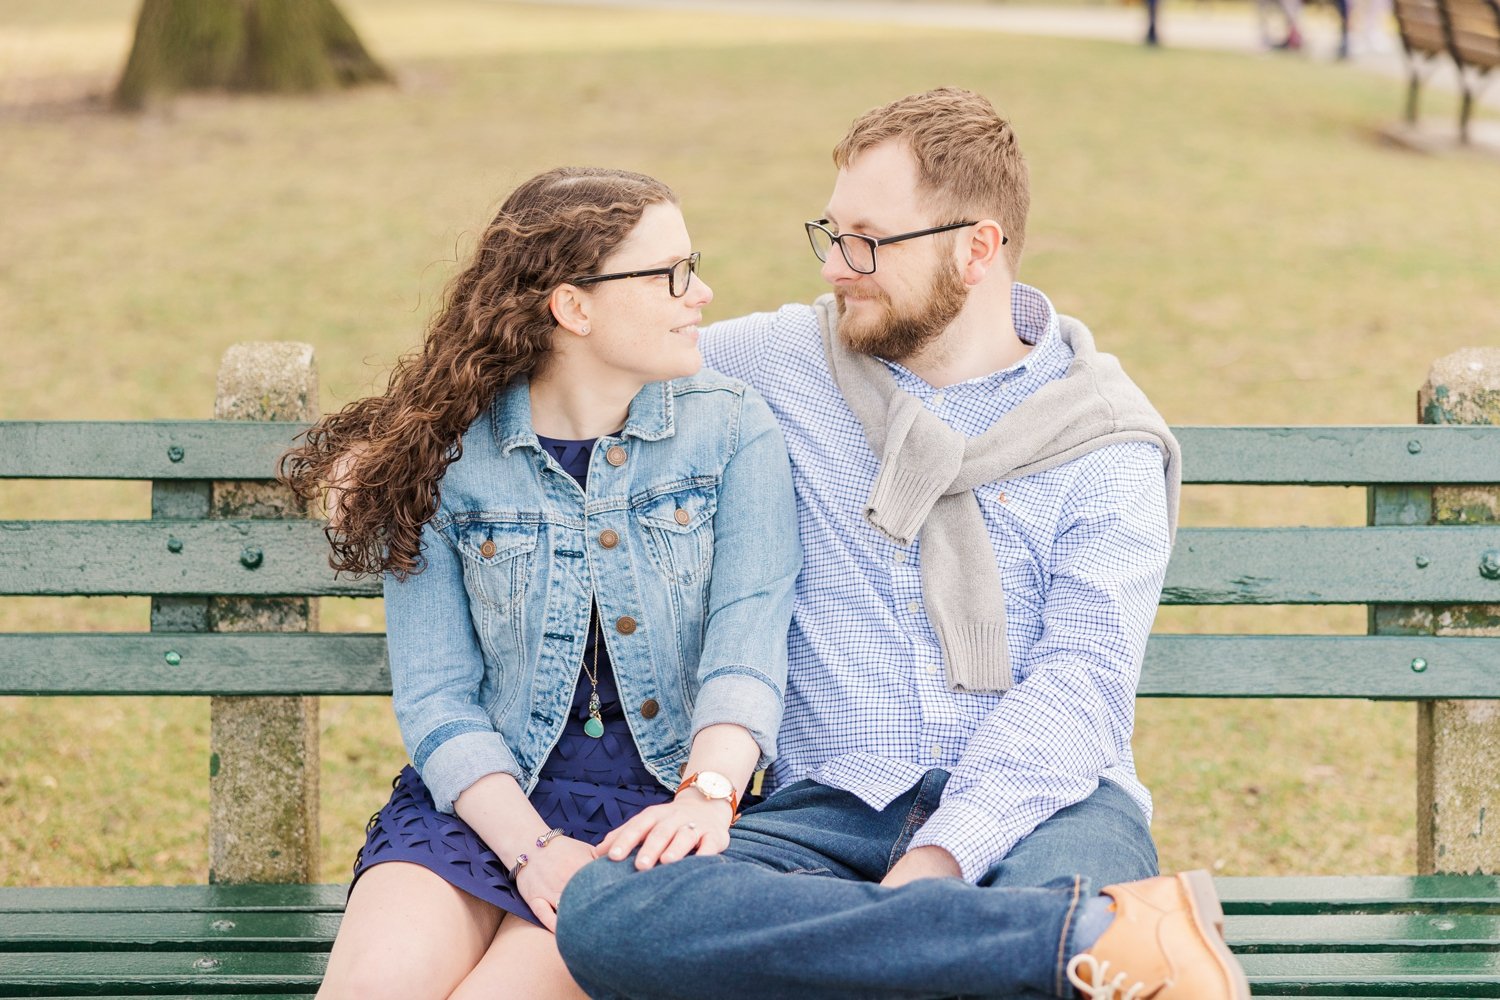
[[480, 539, 496, 558], [599, 529, 619, 549], [640, 698, 660, 719], [615, 615, 637, 635], [673, 508, 691, 526], [605, 445, 627, 467], [678, 762, 687, 777]]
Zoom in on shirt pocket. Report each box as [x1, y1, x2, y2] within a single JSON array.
[[632, 478, 720, 586], [450, 518, 540, 616]]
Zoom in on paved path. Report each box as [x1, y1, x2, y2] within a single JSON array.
[[524, 0, 1497, 116]]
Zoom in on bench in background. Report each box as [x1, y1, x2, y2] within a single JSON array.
[[1395, 0, 1500, 142], [2, 341, 1500, 996]]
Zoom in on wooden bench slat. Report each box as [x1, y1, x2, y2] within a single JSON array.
[[8, 633, 1500, 698], [1218, 875, 1500, 913], [9, 521, 1500, 603], [0, 912, 339, 952], [0, 422, 304, 481], [0, 885, 346, 914], [1229, 912, 1500, 951], [7, 422, 1500, 485], [0, 951, 325, 996], [1240, 950, 1500, 996]]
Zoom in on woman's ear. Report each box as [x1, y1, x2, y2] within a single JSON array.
[[550, 284, 593, 337]]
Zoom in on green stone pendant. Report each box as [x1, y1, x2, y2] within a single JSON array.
[[584, 715, 605, 739]]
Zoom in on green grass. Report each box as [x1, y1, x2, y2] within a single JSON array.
[[3, 0, 1495, 886]]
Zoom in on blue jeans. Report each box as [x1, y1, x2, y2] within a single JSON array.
[[556, 771, 1158, 1000]]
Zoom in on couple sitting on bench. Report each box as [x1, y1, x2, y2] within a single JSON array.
[[283, 86, 1251, 1000]]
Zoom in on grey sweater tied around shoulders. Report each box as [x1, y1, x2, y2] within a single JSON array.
[[814, 293, 1181, 694]]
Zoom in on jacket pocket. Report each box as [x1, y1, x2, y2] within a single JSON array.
[[632, 479, 719, 586], [451, 518, 539, 615]]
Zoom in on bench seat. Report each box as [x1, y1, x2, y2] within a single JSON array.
[[2, 877, 1498, 997]]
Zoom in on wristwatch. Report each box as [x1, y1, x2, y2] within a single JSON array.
[[676, 770, 740, 821]]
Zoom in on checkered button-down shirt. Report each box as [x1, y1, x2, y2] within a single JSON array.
[[701, 284, 1171, 882]]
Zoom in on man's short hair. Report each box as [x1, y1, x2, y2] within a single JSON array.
[[833, 87, 1029, 274]]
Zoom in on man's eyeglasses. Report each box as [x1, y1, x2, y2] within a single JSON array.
[[571, 252, 701, 298], [805, 220, 998, 275]]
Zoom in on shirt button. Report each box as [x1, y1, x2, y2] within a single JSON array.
[[926, 663, 939, 674], [598, 529, 619, 549], [931, 745, 943, 759], [931, 393, 945, 406], [640, 698, 660, 719], [906, 601, 920, 614], [480, 539, 496, 558], [894, 551, 907, 564], [605, 445, 627, 467], [673, 508, 691, 526], [615, 615, 638, 635]]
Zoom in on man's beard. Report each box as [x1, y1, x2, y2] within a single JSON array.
[[835, 260, 968, 361]]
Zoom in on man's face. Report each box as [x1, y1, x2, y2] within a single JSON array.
[[821, 141, 968, 360]]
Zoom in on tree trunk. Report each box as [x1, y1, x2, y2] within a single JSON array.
[[114, 0, 390, 111]]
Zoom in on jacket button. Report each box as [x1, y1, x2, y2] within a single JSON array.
[[673, 508, 691, 525], [599, 529, 619, 549], [640, 698, 660, 719], [480, 539, 496, 558], [615, 615, 637, 635], [605, 445, 627, 467]]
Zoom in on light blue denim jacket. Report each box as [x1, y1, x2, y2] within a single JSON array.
[[384, 371, 801, 814]]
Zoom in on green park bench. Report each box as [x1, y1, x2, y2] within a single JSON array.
[[3, 341, 1500, 997]]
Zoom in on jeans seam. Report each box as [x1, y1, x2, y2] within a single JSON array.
[[1055, 875, 1083, 997], [886, 771, 943, 873]]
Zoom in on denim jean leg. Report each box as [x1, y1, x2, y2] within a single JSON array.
[[979, 780, 1159, 893], [556, 777, 1083, 1000]]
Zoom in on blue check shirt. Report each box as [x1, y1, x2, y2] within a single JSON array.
[[700, 284, 1171, 882]]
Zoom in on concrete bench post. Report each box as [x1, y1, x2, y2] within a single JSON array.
[[1416, 348, 1500, 873], [207, 342, 321, 883]]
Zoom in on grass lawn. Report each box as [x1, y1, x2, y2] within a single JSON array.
[[2, 0, 1496, 886]]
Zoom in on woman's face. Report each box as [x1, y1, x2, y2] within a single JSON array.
[[577, 201, 713, 385]]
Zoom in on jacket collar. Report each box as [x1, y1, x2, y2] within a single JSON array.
[[491, 376, 676, 454]]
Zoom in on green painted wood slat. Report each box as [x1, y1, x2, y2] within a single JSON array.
[[0, 912, 340, 952], [0, 951, 325, 996], [8, 422, 1500, 485], [7, 521, 1500, 603], [0, 885, 346, 914], [7, 633, 1500, 698], [1228, 913, 1500, 951], [1239, 950, 1500, 996], [1217, 875, 1500, 913]]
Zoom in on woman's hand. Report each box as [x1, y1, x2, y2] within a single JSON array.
[[513, 835, 595, 932], [593, 794, 733, 870]]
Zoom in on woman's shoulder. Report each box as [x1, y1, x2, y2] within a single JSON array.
[[668, 367, 749, 398]]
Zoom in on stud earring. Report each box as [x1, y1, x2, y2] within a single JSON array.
[[581, 325, 590, 334]]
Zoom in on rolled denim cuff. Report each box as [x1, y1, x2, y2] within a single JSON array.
[[417, 729, 523, 814], [691, 666, 784, 769], [907, 799, 1016, 884]]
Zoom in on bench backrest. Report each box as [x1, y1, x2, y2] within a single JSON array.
[[5, 421, 1500, 701], [1396, 0, 1450, 57], [1441, 0, 1500, 68]]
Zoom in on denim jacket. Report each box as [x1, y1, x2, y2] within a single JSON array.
[[384, 371, 801, 814]]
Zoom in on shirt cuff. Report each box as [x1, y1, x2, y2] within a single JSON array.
[[417, 729, 522, 814], [907, 799, 1017, 884], [691, 666, 784, 770]]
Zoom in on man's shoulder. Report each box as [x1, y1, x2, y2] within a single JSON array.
[[701, 302, 823, 381]]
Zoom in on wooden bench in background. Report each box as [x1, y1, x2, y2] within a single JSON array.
[[1395, 0, 1500, 142], [3, 341, 1500, 997]]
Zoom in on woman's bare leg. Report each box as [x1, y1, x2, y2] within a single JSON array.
[[448, 915, 587, 1000], [319, 861, 502, 1000]]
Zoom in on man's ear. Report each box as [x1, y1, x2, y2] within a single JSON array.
[[550, 284, 593, 338], [961, 219, 1008, 286]]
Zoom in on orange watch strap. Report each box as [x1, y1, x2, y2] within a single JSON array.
[[675, 771, 740, 821]]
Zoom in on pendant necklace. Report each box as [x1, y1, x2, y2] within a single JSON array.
[[583, 607, 605, 739]]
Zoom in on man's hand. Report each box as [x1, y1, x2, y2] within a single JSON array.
[[881, 845, 962, 888]]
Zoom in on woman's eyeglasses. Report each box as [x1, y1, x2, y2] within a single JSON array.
[[571, 252, 701, 298]]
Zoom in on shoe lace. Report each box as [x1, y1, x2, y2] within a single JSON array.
[[1066, 953, 1147, 1000]]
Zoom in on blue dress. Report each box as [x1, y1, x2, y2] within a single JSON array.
[[350, 435, 674, 925]]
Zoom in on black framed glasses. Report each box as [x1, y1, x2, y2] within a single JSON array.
[[571, 251, 701, 298], [805, 220, 998, 275]]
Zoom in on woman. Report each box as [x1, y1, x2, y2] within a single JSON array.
[[281, 167, 800, 999]]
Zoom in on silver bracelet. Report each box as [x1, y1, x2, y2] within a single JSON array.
[[535, 827, 566, 849], [507, 853, 529, 882]]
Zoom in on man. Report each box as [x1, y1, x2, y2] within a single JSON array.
[[555, 87, 1249, 1000]]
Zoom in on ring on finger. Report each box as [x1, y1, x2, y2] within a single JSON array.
[[686, 822, 698, 830]]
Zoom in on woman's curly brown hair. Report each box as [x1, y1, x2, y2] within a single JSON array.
[[279, 166, 676, 579]]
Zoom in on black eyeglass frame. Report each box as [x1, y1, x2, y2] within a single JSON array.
[[804, 220, 1001, 274], [570, 251, 701, 298]]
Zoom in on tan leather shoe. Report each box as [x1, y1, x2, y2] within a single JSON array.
[[1065, 870, 1250, 999]]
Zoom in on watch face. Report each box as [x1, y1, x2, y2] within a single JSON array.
[[695, 771, 734, 799]]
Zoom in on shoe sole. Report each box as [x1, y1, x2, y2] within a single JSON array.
[[1180, 869, 1252, 1000]]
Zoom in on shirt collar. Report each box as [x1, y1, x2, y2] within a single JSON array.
[[491, 377, 676, 454]]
